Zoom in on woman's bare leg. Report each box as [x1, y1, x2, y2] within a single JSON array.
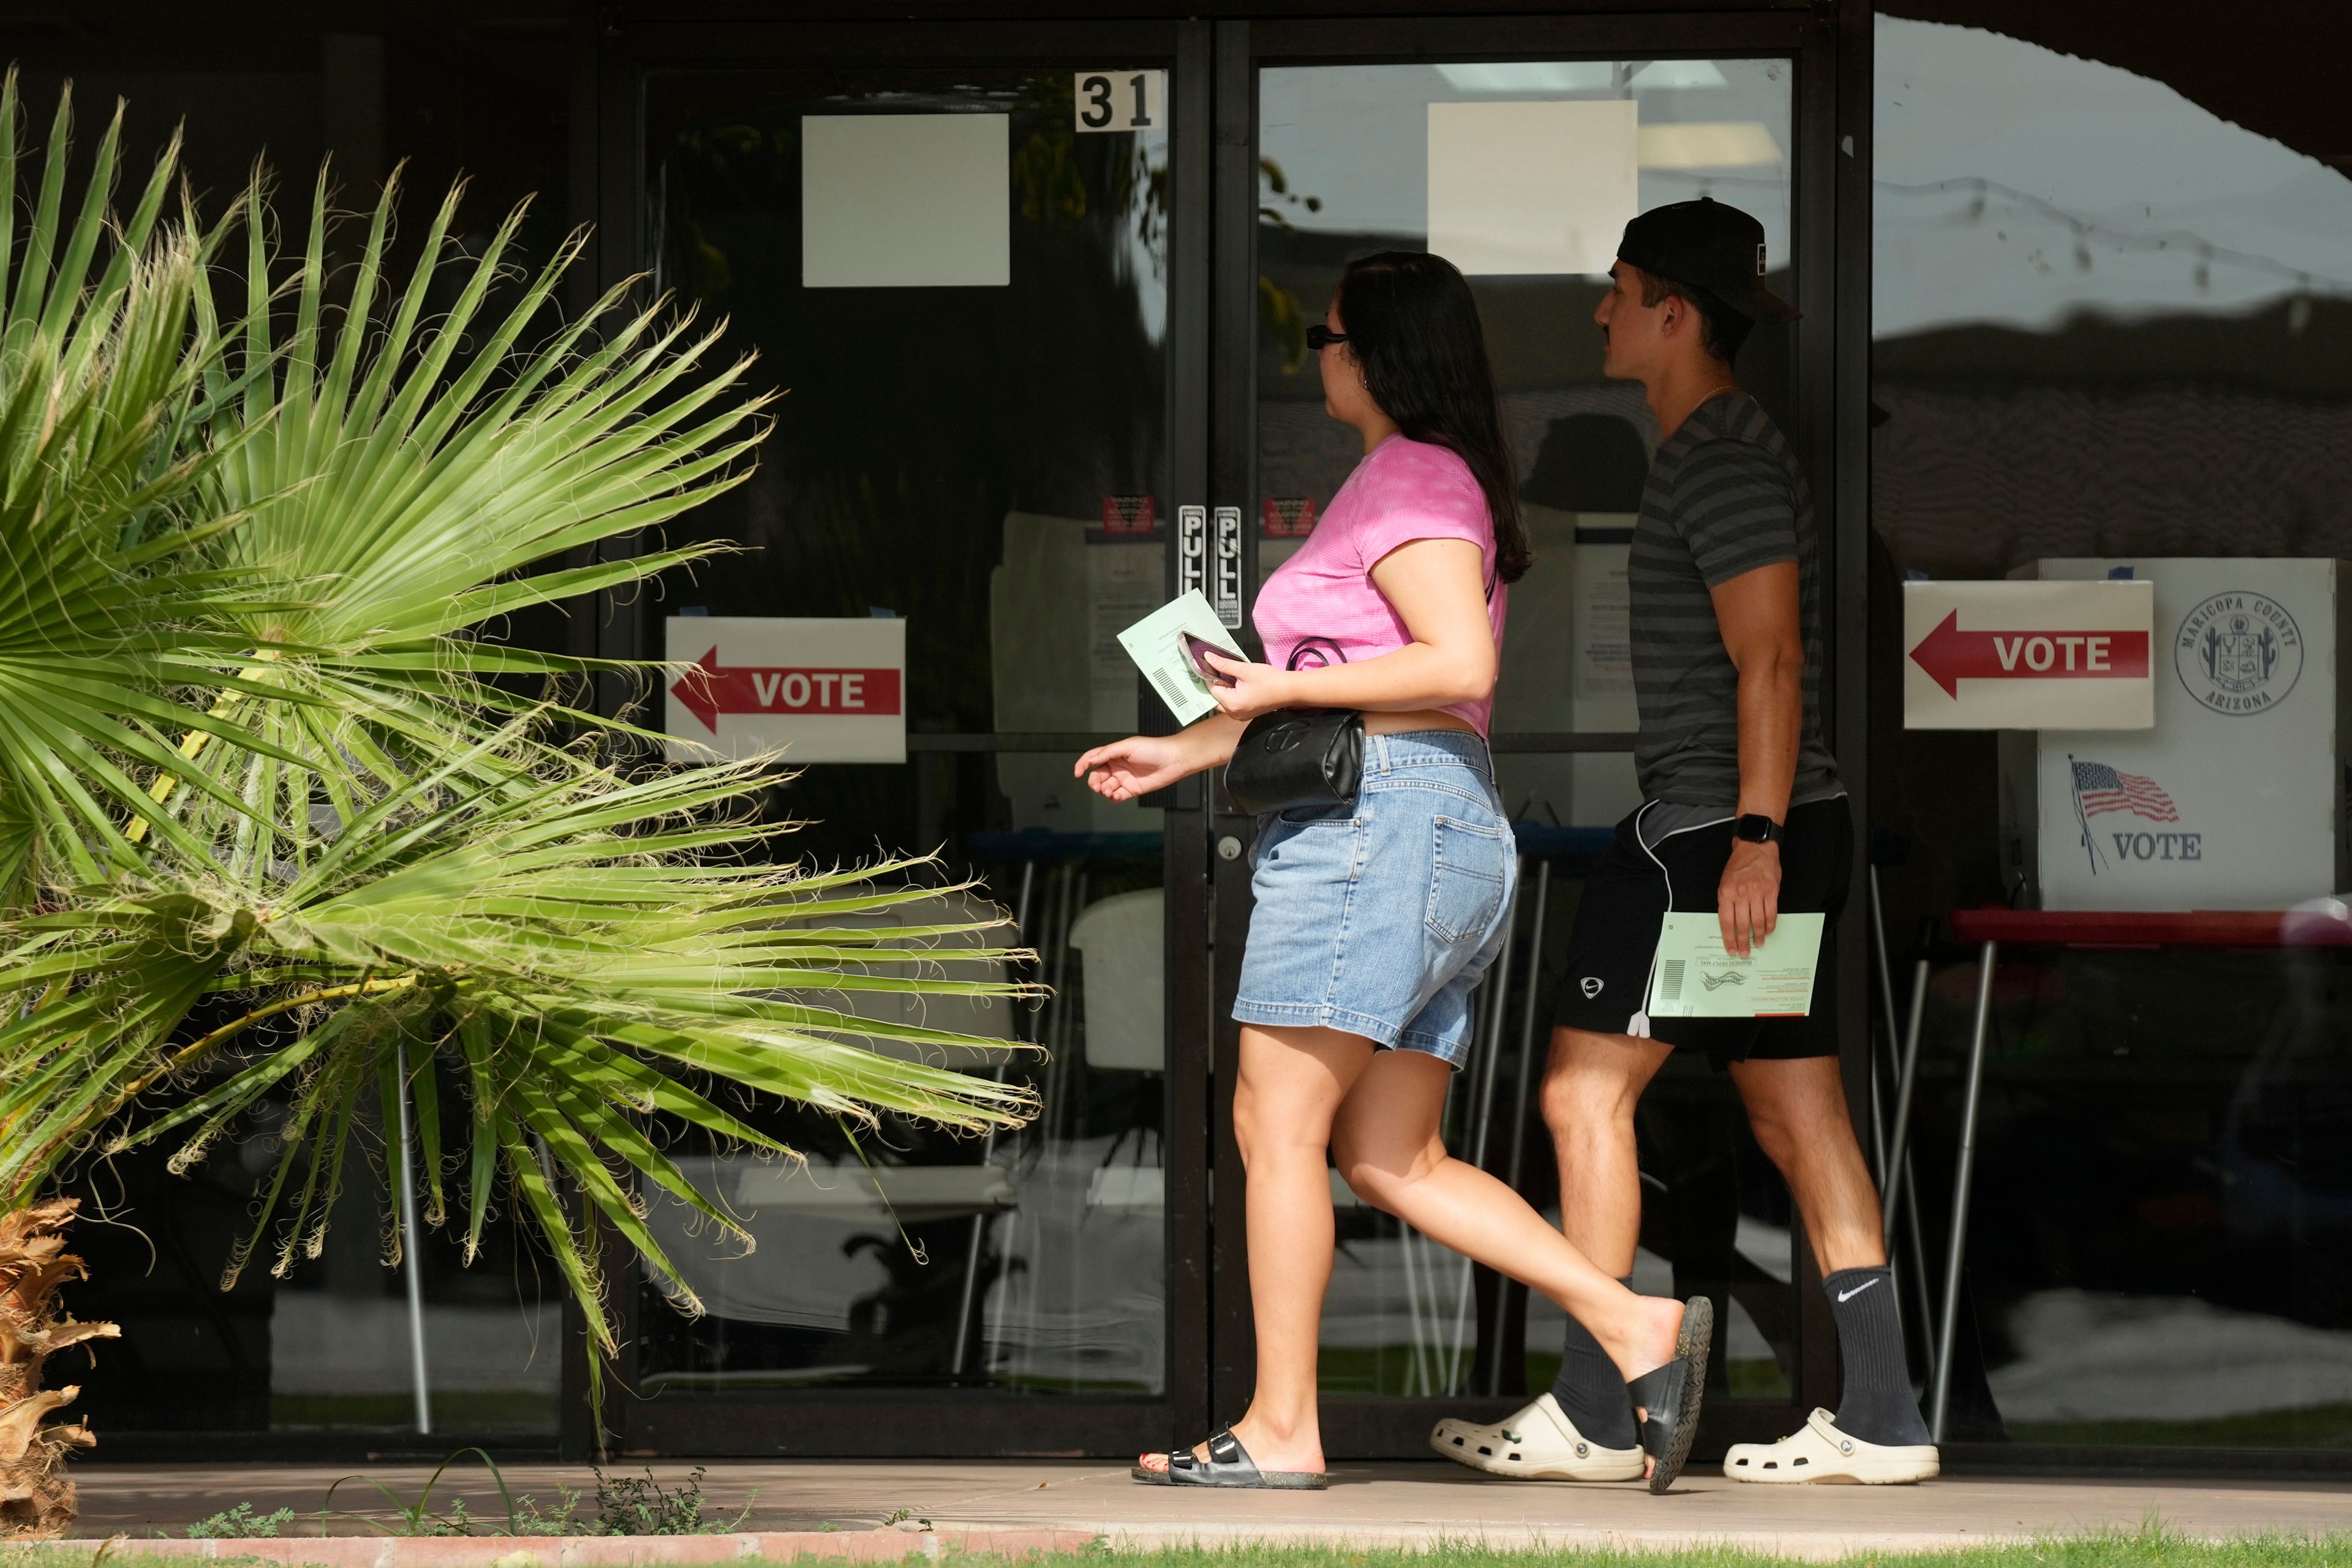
[[1137, 1023, 1370, 1476], [1330, 1047, 1684, 1387]]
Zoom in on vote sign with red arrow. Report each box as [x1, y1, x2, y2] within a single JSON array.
[[663, 616, 908, 763], [1902, 580, 2154, 730]]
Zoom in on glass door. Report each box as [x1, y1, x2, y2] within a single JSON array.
[[1206, 16, 1841, 1459], [586, 10, 1855, 1463], [586, 18, 1215, 1458]]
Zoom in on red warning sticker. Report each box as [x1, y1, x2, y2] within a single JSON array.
[[1101, 495, 1158, 535], [1262, 497, 1317, 538]]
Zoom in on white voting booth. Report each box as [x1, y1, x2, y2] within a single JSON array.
[[1986, 559, 2352, 911]]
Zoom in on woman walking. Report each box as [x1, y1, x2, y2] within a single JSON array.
[[1074, 252, 1711, 1493]]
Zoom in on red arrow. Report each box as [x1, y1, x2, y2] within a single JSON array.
[[670, 647, 903, 734], [1907, 611, 2149, 699]]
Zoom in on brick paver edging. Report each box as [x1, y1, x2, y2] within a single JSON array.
[[32, 1531, 1102, 1565]]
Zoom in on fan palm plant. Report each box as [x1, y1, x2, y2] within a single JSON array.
[[0, 77, 1038, 1534]]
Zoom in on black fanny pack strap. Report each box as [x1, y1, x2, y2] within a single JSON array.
[[1286, 635, 1348, 672]]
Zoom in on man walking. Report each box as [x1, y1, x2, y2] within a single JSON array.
[[1431, 199, 1937, 1485]]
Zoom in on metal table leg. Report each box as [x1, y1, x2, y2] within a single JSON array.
[[1930, 938, 1998, 1442], [1869, 872, 1942, 1370], [951, 861, 1036, 1377], [1449, 859, 1522, 1389], [1867, 869, 1905, 1154], [1490, 859, 1553, 1395], [1886, 948, 1938, 1374], [394, 1039, 432, 1435], [1883, 953, 1931, 1245]]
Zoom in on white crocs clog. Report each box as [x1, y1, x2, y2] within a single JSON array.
[[1722, 1407, 1940, 1484], [1429, 1392, 1645, 1482]]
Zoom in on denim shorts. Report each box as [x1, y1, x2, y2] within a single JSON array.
[[1232, 729, 1518, 1068]]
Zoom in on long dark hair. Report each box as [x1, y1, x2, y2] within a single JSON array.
[[1334, 252, 1529, 584]]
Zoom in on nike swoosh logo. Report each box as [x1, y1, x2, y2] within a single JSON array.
[[1836, 1278, 1881, 1303]]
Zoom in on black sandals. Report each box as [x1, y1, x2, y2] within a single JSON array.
[[1626, 1294, 1715, 1494], [1131, 1427, 1331, 1490]]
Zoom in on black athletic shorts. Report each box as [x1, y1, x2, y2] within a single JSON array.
[[1553, 796, 1850, 1067]]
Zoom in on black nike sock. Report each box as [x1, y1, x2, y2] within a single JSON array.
[[1823, 1265, 1932, 1447], [1549, 1276, 1638, 1450]]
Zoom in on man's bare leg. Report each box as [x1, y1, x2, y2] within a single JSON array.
[[1726, 1055, 1883, 1271], [1543, 1027, 1675, 1270], [1728, 1054, 1933, 1452], [1533, 1025, 1675, 1447]]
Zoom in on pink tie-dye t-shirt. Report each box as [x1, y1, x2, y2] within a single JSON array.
[[1253, 434, 1508, 736]]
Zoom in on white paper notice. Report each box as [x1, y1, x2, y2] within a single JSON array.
[[1570, 518, 1638, 712], [802, 114, 1009, 288], [989, 513, 1165, 833], [1427, 99, 1639, 277], [1570, 515, 1642, 828], [1089, 541, 1164, 728]]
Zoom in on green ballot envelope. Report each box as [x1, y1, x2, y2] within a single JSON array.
[[1646, 912, 1825, 1019], [1116, 590, 1246, 726]]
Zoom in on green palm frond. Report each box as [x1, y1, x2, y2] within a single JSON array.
[[0, 74, 309, 894], [0, 746, 1038, 1351], [200, 164, 767, 717], [0, 78, 1046, 1437]]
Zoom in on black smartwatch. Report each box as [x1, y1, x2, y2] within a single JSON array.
[[1733, 813, 1783, 845]]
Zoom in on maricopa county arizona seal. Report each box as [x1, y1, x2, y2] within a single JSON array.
[[2174, 590, 2303, 715]]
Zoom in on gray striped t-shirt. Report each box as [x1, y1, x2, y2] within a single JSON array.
[[1629, 390, 1839, 808]]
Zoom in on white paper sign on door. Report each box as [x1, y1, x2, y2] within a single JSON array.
[[665, 617, 907, 763], [802, 115, 1009, 288], [1427, 99, 1639, 276]]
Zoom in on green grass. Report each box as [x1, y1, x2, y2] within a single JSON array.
[[9, 1531, 2352, 1566], [1025, 1544, 2352, 1567], [1027, 1542, 2350, 1567]]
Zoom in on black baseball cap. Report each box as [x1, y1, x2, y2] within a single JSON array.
[[1615, 197, 1800, 323]]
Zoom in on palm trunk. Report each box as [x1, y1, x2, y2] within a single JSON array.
[[0, 1199, 119, 1539]]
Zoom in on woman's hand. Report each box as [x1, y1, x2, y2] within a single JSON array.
[[1201, 650, 1298, 722], [1075, 715, 1247, 801], [1075, 734, 1194, 802]]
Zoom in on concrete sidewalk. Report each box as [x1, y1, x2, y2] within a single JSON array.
[[53, 1459, 2352, 1559]]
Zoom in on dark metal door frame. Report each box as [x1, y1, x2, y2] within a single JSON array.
[[564, 1, 1873, 1462], [564, 12, 1219, 1460], [1204, 7, 1865, 1460]]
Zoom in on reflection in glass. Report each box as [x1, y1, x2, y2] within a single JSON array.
[[633, 67, 1173, 1394], [1257, 58, 1795, 826], [1254, 59, 1802, 1404], [1874, 18, 2352, 1449], [62, 1123, 563, 1437]]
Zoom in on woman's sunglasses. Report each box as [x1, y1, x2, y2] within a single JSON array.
[[1306, 325, 1349, 352]]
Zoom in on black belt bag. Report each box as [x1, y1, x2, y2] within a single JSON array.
[[1222, 638, 1364, 816]]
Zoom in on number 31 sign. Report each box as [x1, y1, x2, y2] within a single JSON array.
[[1074, 70, 1166, 134]]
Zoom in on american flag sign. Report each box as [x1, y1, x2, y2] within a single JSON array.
[[2071, 760, 2179, 823]]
